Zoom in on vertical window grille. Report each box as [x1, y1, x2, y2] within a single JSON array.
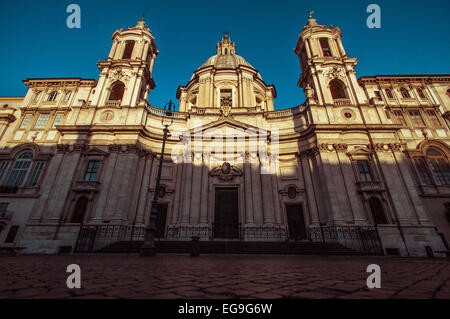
[[409, 110, 425, 127], [52, 114, 64, 128], [27, 161, 44, 187], [4, 151, 33, 187], [357, 160, 373, 182], [84, 161, 100, 182], [34, 114, 50, 129], [20, 114, 32, 129]]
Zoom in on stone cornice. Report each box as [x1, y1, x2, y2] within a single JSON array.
[[358, 75, 450, 84], [314, 124, 403, 131], [23, 78, 97, 88]]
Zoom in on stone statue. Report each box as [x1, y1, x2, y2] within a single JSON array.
[[305, 84, 315, 100]]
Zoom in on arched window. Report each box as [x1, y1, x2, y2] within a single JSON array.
[[319, 38, 332, 57], [400, 87, 410, 99], [369, 197, 388, 225], [4, 151, 34, 187], [329, 79, 347, 99], [416, 88, 426, 99], [122, 40, 135, 59], [64, 91, 72, 102], [71, 196, 89, 223], [108, 82, 125, 102], [48, 91, 58, 102], [385, 88, 394, 99], [426, 148, 450, 185]]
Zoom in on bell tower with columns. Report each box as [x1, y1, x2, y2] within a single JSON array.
[[294, 12, 368, 113], [90, 17, 159, 107]]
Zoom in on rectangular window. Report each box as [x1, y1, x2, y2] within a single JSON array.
[[319, 38, 332, 57], [4, 226, 19, 243], [0, 161, 9, 182], [409, 110, 425, 127], [428, 157, 450, 185], [220, 89, 232, 107], [20, 114, 32, 129], [27, 161, 44, 187], [374, 91, 382, 100], [385, 110, 391, 119], [52, 114, 64, 128], [357, 160, 373, 182], [414, 158, 432, 185], [392, 110, 406, 126], [0, 203, 9, 213], [84, 161, 100, 182], [33, 91, 42, 103], [426, 110, 442, 127], [34, 113, 50, 129]]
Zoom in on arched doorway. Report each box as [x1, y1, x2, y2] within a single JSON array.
[[71, 197, 89, 223]]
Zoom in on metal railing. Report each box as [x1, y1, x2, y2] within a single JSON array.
[[74, 224, 383, 255], [308, 225, 383, 255], [74, 225, 146, 252]]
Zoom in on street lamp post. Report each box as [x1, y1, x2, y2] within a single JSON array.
[[141, 100, 174, 256]]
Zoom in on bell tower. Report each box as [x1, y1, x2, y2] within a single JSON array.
[[294, 12, 367, 108], [91, 17, 159, 107]]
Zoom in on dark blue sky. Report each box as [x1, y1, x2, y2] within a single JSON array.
[[0, 0, 449, 110]]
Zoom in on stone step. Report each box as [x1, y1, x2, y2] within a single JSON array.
[[95, 240, 363, 255]]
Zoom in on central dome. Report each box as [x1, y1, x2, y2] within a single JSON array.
[[178, 33, 276, 112], [199, 53, 254, 70], [194, 34, 261, 81]]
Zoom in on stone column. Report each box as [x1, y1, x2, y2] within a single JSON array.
[[135, 152, 155, 226], [260, 153, 274, 224], [318, 145, 348, 224], [390, 144, 431, 225], [189, 152, 203, 224], [299, 153, 320, 226], [170, 154, 184, 225], [181, 153, 193, 224], [336, 37, 347, 57], [30, 148, 65, 223], [199, 153, 210, 224], [250, 151, 264, 225], [243, 152, 254, 225], [209, 75, 214, 107]]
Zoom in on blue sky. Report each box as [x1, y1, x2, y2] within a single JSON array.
[[0, 0, 449, 110]]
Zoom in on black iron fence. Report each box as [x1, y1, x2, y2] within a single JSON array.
[[308, 225, 384, 255], [74, 224, 383, 255], [74, 225, 146, 252]]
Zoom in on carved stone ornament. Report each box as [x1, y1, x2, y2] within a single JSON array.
[[209, 162, 243, 181], [220, 105, 232, 117], [304, 84, 315, 100], [325, 66, 345, 82], [57, 144, 69, 153], [111, 69, 130, 83], [108, 144, 122, 152]]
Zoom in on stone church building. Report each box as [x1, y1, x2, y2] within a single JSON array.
[[0, 15, 449, 256]]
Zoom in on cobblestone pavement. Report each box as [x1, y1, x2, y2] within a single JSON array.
[[0, 255, 449, 299]]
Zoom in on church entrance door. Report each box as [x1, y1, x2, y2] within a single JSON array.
[[155, 204, 168, 239], [214, 188, 239, 239], [286, 204, 307, 240]]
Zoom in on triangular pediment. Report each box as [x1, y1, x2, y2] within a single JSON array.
[[86, 147, 110, 157], [346, 146, 373, 160], [189, 117, 269, 138]]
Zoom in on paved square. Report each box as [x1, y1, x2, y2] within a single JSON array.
[[0, 255, 449, 299]]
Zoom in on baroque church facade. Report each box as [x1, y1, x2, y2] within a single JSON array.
[[0, 15, 449, 256]]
